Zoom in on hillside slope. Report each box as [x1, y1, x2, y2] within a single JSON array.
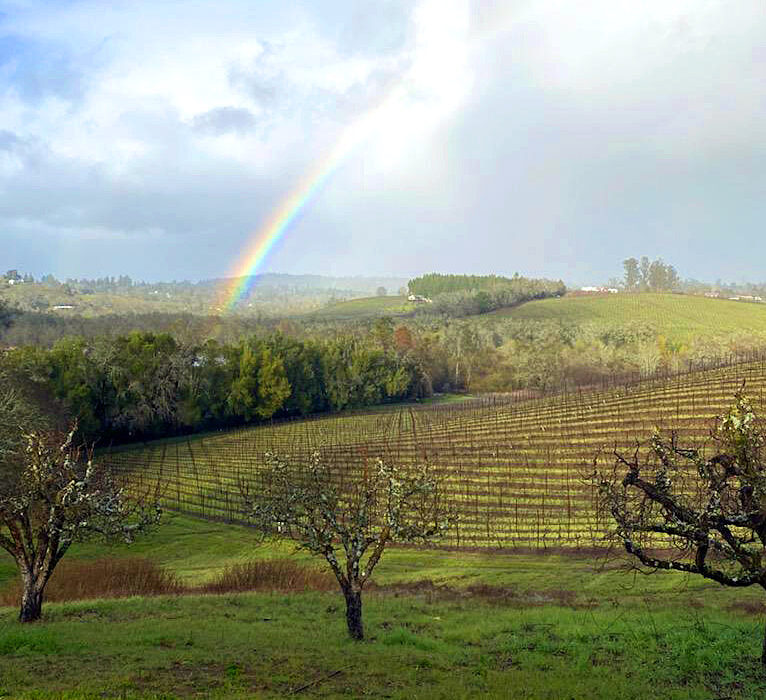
[[490, 292, 766, 343], [107, 359, 766, 549], [307, 295, 413, 321]]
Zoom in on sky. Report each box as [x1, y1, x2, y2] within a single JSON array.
[[1, 0, 765, 285]]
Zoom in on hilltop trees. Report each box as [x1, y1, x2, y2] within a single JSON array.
[[241, 453, 452, 639], [598, 393, 766, 664], [408, 273, 566, 316], [622, 257, 679, 292], [622, 258, 641, 291]]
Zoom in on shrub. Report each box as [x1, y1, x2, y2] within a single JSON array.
[[200, 559, 336, 594], [0, 557, 181, 606]]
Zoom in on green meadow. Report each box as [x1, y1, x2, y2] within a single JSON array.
[[308, 295, 413, 321], [492, 292, 766, 343], [1, 514, 765, 699]]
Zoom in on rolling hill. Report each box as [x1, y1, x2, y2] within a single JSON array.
[[490, 292, 766, 343], [307, 295, 414, 321], [106, 355, 766, 550]]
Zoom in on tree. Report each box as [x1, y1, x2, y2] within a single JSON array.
[[0, 425, 160, 622], [393, 326, 415, 353], [228, 341, 290, 421], [0, 300, 18, 333], [372, 317, 395, 353], [241, 453, 452, 640], [648, 258, 669, 291], [622, 258, 640, 291], [639, 256, 651, 291], [376, 286, 387, 297], [598, 393, 766, 664]]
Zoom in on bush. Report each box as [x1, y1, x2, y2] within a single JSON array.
[[0, 558, 181, 606], [200, 559, 336, 594]]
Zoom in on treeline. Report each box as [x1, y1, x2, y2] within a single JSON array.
[[1, 328, 435, 444], [622, 257, 679, 292], [409, 274, 566, 317], [0, 311, 275, 348], [409, 273, 521, 297]]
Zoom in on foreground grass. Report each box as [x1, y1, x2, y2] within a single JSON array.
[[2, 515, 766, 698], [1, 587, 765, 699]]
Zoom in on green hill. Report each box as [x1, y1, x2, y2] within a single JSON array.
[[490, 292, 766, 343], [308, 295, 413, 321]]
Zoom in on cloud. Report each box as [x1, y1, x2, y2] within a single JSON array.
[[0, 34, 87, 103], [191, 106, 258, 136], [0, 0, 765, 284]]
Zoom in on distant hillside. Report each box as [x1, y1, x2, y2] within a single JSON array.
[[491, 292, 766, 343], [308, 295, 413, 321], [0, 273, 409, 318], [408, 273, 566, 316]]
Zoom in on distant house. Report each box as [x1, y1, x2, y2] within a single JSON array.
[[580, 286, 618, 294], [730, 295, 763, 303], [52, 305, 75, 311], [407, 294, 432, 303], [4, 269, 23, 285]]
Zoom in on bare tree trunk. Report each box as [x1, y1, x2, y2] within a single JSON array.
[[19, 577, 44, 623], [761, 619, 766, 667], [343, 588, 364, 641]]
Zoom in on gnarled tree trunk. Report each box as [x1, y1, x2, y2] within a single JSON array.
[[761, 619, 766, 667], [343, 587, 364, 641], [19, 574, 44, 623]]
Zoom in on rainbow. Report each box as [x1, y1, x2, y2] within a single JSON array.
[[222, 110, 382, 310]]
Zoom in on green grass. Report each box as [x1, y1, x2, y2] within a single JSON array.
[[1, 516, 766, 698], [308, 295, 413, 321], [491, 292, 766, 344]]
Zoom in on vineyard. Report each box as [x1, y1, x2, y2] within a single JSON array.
[[105, 358, 766, 549], [490, 292, 766, 343]]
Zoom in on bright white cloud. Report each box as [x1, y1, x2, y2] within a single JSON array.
[[1, 0, 765, 283]]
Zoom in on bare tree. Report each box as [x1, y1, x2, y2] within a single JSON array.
[[0, 425, 161, 622], [598, 393, 766, 664], [241, 452, 452, 640]]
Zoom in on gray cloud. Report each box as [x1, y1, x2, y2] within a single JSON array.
[[191, 106, 258, 136], [2, 1, 766, 285]]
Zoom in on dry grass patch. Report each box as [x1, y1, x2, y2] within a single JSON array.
[[199, 559, 336, 594], [0, 557, 182, 606]]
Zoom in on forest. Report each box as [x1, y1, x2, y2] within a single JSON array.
[[408, 272, 566, 316], [1, 327, 436, 443]]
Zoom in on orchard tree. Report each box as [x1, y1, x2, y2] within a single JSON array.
[[0, 425, 160, 622], [598, 393, 766, 664], [241, 452, 452, 640]]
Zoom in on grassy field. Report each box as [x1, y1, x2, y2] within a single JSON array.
[[308, 295, 414, 321], [491, 292, 766, 343], [1, 514, 766, 698], [0, 282, 216, 317]]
